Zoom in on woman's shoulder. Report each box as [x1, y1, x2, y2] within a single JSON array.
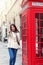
[[16, 32, 20, 35], [12, 32, 19, 36], [15, 32, 19, 37]]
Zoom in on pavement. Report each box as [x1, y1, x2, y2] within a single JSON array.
[[0, 41, 22, 65]]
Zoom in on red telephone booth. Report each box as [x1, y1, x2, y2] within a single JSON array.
[[21, 1, 43, 65]]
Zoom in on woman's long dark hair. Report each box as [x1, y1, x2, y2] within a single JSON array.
[[10, 24, 19, 33]]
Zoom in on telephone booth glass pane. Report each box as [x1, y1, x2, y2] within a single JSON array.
[[36, 13, 43, 57]]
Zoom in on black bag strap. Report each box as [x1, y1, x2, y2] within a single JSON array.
[[16, 33, 20, 45]]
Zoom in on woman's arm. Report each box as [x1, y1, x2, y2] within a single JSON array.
[[17, 33, 20, 41], [7, 31, 12, 38], [16, 32, 20, 45]]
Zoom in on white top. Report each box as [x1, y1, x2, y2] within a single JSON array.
[[7, 32, 20, 49]]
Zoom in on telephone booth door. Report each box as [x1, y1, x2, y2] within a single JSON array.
[[30, 8, 43, 65]]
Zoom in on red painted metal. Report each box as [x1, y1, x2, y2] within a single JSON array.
[[21, 0, 43, 7], [21, 0, 28, 7], [21, 1, 43, 65]]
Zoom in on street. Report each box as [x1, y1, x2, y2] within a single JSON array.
[[0, 41, 22, 65]]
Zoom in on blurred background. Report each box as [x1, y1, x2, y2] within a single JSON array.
[[0, 0, 23, 42], [0, 0, 23, 65]]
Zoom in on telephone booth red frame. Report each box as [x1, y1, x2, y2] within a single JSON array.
[[21, 1, 43, 65]]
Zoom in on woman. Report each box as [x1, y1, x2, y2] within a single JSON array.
[[8, 24, 20, 65]]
